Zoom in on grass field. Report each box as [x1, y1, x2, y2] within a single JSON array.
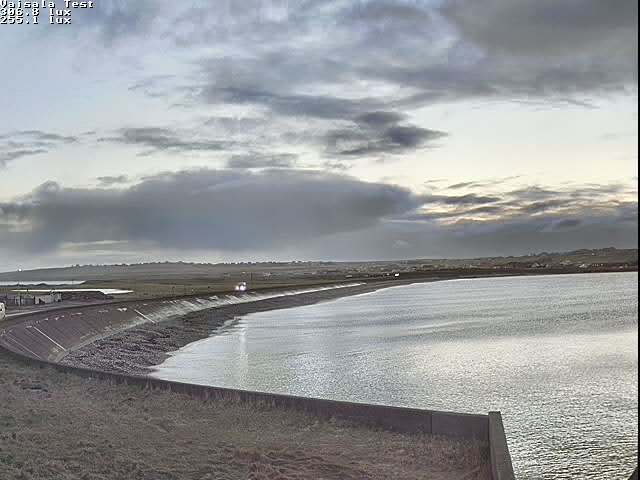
[[0, 353, 490, 480]]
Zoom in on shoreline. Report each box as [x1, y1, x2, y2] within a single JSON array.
[[59, 270, 637, 376], [0, 275, 524, 480], [0, 272, 637, 478], [61, 279, 432, 375]]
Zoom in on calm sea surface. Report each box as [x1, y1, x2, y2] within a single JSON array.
[[152, 272, 638, 479]]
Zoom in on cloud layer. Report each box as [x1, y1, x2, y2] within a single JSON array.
[[0, 1, 637, 266], [0, 131, 77, 167], [1, 171, 636, 263], [59, 0, 635, 168], [0, 169, 421, 254], [3, 0, 636, 169]]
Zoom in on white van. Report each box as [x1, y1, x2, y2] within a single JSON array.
[[0, 302, 5, 322]]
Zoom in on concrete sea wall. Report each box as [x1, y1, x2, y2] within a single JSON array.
[[0, 285, 364, 362], [0, 289, 516, 480]]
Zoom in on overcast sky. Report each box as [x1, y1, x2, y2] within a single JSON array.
[[0, 0, 637, 270]]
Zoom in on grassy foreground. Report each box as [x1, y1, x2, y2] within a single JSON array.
[[0, 353, 490, 480]]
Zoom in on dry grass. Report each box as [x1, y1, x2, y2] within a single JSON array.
[[0, 354, 490, 480]]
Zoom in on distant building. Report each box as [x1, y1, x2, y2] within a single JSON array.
[[0, 294, 31, 307], [33, 293, 63, 305], [0, 292, 62, 306]]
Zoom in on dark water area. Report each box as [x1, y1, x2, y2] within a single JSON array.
[[153, 272, 638, 479]]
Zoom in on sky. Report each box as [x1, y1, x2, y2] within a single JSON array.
[[0, 0, 637, 270]]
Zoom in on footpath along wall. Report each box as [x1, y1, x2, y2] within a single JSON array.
[[0, 289, 516, 480]]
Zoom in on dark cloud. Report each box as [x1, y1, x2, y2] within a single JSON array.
[[501, 184, 635, 208], [0, 130, 77, 145], [552, 219, 583, 230], [291, 204, 638, 261], [327, 125, 446, 157], [520, 200, 569, 214], [355, 111, 407, 128], [327, 111, 447, 157], [503, 186, 564, 203], [63, 0, 638, 111], [446, 181, 478, 190], [422, 193, 502, 206], [227, 1, 632, 103], [350, 0, 637, 103], [2, 171, 635, 264], [203, 87, 379, 121], [344, 1, 434, 24], [0, 131, 77, 167], [443, 0, 638, 57], [406, 205, 505, 221], [435, 0, 637, 98], [409, 183, 639, 229], [447, 176, 522, 190], [617, 202, 640, 223], [96, 175, 130, 186], [226, 153, 297, 169], [0, 149, 48, 167], [91, 0, 636, 164], [101, 128, 229, 155], [2, 2, 637, 265], [8, 131, 77, 144], [387, 126, 441, 148], [0, 169, 421, 254]]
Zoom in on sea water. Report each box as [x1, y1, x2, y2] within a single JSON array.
[[152, 272, 638, 479]]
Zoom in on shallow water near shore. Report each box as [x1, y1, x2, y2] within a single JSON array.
[[152, 272, 638, 479]]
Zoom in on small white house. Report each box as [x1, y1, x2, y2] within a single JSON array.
[[0, 303, 6, 322], [33, 293, 63, 305]]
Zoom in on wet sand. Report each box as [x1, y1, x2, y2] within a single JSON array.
[[61, 281, 427, 376], [0, 352, 490, 480]]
